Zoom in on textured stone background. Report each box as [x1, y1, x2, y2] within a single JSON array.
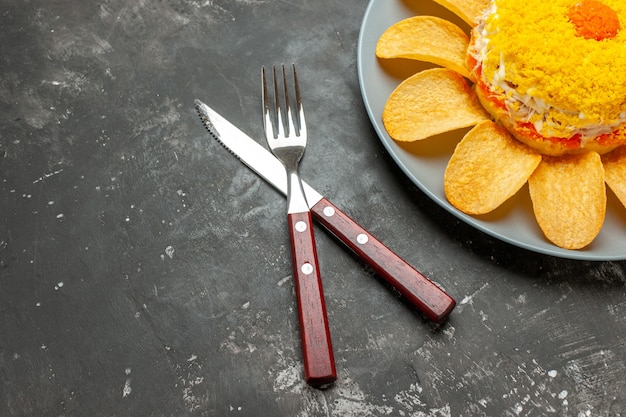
[[2, 0, 626, 416]]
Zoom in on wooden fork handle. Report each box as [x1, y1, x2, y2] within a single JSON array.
[[310, 198, 456, 323], [288, 211, 337, 387]]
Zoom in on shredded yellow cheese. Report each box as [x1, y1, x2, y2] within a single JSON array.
[[480, 0, 626, 130]]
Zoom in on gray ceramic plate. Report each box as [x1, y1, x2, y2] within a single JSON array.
[[357, 0, 626, 260]]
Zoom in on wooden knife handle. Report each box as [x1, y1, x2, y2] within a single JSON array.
[[287, 211, 337, 387], [310, 198, 456, 323]]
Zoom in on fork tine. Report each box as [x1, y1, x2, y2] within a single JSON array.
[[261, 66, 273, 141], [292, 64, 306, 137], [281, 64, 293, 137], [273, 65, 286, 139]]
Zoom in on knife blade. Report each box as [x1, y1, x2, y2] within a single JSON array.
[[194, 99, 456, 323]]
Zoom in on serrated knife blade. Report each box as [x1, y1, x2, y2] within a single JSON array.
[[194, 99, 456, 323]]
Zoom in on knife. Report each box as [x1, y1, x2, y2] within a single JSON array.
[[194, 99, 456, 323]]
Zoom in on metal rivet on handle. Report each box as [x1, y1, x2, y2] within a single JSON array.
[[357, 233, 369, 244], [295, 221, 307, 232], [323, 206, 335, 217], [301, 263, 314, 275]]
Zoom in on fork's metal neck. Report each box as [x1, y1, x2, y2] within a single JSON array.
[[286, 168, 310, 214]]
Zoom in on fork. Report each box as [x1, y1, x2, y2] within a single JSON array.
[[262, 64, 336, 387]]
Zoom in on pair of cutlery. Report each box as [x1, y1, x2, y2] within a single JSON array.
[[195, 65, 456, 388]]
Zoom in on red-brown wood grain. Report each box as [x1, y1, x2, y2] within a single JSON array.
[[288, 210, 336, 387], [310, 198, 456, 323]]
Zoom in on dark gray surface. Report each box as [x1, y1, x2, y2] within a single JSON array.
[[1, 1, 626, 416]]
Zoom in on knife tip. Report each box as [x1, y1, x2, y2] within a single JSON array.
[[194, 100, 211, 120]]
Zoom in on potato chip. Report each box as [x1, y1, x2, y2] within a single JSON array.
[[382, 68, 489, 142], [528, 152, 606, 250], [444, 121, 542, 214], [432, 0, 490, 25], [601, 145, 626, 208], [376, 16, 471, 79]]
